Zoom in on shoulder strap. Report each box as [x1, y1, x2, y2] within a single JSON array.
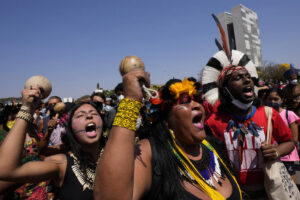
[[264, 106, 273, 144]]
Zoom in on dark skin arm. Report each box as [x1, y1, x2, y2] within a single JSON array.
[[94, 69, 152, 200], [261, 140, 294, 160], [0, 87, 64, 185]]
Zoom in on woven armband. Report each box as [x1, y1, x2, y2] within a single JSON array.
[[112, 98, 142, 131], [16, 110, 33, 124]]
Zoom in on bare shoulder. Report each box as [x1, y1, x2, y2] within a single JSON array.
[[44, 153, 67, 186], [135, 139, 152, 159], [44, 153, 67, 165]]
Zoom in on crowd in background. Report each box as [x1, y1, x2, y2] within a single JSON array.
[[0, 83, 125, 199], [0, 62, 300, 199]]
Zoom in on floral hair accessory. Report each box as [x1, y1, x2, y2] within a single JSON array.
[[58, 113, 69, 126], [150, 90, 163, 105], [169, 78, 197, 100], [141, 78, 203, 125]]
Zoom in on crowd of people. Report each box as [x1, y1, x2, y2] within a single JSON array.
[[0, 51, 300, 200]]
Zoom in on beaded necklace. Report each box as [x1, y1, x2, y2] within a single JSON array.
[[70, 153, 96, 191], [226, 106, 261, 166], [189, 144, 225, 188], [168, 130, 242, 200]]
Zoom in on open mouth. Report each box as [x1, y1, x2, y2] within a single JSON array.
[[192, 113, 204, 129], [85, 123, 97, 138], [243, 87, 253, 98]]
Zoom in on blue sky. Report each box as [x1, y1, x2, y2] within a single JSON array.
[[0, 0, 299, 99]]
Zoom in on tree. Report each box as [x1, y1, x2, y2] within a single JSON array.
[[103, 90, 114, 97], [257, 61, 287, 83]]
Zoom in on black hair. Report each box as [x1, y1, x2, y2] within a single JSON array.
[[48, 96, 62, 103], [64, 102, 106, 182], [91, 92, 106, 102], [64, 102, 75, 113], [282, 83, 300, 111], [187, 76, 197, 83], [264, 88, 283, 99], [137, 78, 189, 199], [0, 105, 15, 131], [283, 83, 300, 99], [114, 83, 123, 94], [109, 94, 118, 107]]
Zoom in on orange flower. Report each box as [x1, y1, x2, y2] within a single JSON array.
[[169, 78, 196, 99]]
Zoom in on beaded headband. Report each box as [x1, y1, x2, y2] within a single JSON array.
[[217, 65, 247, 88]]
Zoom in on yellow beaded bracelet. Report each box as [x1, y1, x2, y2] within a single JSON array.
[[112, 98, 142, 131]]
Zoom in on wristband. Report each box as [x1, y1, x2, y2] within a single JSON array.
[[16, 110, 33, 124], [112, 98, 142, 131], [275, 149, 280, 159]]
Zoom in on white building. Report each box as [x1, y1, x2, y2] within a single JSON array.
[[217, 4, 262, 67]]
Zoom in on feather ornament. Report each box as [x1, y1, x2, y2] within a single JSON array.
[[248, 124, 259, 137], [227, 120, 234, 132], [215, 39, 223, 51], [232, 128, 240, 140], [251, 121, 262, 130], [212, 14, 231, 62]]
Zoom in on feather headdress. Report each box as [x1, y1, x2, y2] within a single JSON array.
[[201, 14, 258, 105]]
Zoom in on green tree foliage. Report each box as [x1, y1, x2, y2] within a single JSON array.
[[257, 61, 288, 83], [103, 90, 114, 97]]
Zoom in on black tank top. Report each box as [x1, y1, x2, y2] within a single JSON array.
[[58, 154, 94, 200], [144, 137, 241, 200]]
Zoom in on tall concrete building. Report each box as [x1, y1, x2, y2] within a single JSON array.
[[217, 4, 262, 67]]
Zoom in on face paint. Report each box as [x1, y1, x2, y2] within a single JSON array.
[[173, 105, 188, 112], [74, 126, 102, 134], [176, 94, 192, 105]]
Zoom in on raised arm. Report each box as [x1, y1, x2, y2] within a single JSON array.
[[0, 87, 61, 184], [94, 69, 152, 200]]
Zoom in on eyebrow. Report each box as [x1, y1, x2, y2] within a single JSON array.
[[74, 109, 97, 115]]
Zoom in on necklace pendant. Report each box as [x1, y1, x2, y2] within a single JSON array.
[[83, 184, 88, 191], [240, 125, 248, 136], [232, 126, 237, 132]]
